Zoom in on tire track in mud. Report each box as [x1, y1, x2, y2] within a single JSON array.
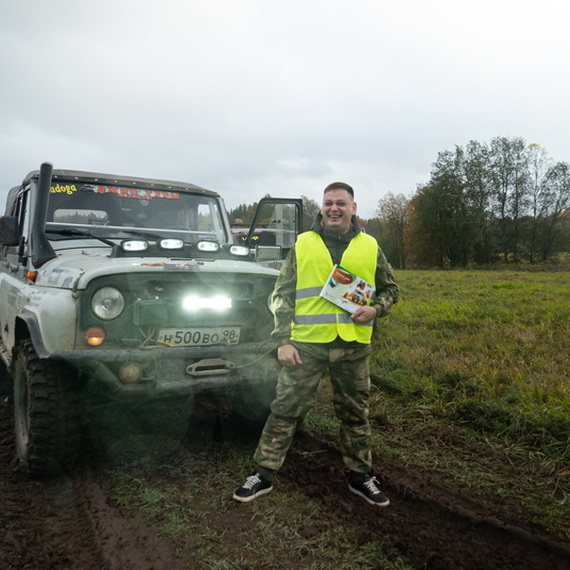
[[0, 398, 183, 570], [79, 467, 187, 570], [281, 432, 570, 570], [2, 394, 570, 569]]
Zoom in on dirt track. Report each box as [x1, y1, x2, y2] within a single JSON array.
[[1, 396, 569, 570]]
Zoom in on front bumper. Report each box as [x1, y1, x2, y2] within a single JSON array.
[[50, 341, 280, 401]]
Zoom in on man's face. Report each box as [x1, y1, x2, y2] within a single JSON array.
[[320, 189, 357, 234]]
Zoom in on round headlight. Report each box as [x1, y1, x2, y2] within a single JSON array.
[[91, 287, 125, 320]]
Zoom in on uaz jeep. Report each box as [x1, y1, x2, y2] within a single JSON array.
[[0, 162, 302, 476]]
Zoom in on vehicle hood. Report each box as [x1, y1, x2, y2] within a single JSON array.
[[34, 247, 279, 290]]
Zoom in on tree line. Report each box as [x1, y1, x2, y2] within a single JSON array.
[[368, 137, 570, 268], [229, 136, 570, 269]]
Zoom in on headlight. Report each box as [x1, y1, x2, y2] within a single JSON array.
[[91, 287, 125, 320]]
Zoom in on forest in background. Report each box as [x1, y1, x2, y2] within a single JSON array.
[[229, 136, 570, 269]]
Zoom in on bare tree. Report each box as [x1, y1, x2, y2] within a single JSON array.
[[539, 161, 570, 259], [301, 195, 320, 229], [376, 192, 409, 268]]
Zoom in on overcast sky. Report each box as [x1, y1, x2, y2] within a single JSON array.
[[1, 0, 569, 219]]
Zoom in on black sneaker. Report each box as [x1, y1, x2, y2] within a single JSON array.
[[233, 473, 273, 503], [348, 475, 390, 507]]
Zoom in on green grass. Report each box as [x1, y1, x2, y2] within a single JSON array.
[[371, 270, 570, 461], [360, 269, 570, 538]]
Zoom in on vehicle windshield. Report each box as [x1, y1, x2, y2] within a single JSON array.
[[44, 181, 228, 243]]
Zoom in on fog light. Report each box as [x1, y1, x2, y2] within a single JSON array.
[[119, 363, 142, 384], [85, 327, 105, 346]]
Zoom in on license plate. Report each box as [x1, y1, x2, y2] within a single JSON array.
[[157, 327, 240, 346]]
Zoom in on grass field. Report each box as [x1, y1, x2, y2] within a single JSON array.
[[370, 269, 570, 462]]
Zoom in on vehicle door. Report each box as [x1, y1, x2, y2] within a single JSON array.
[[0, 185, 31, 355], [243, 197, 304, 264]]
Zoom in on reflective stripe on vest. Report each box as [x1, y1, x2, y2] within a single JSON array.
[[291, 231, 377, 343]]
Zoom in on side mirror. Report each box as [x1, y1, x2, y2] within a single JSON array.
[[0, 216, 19, 246]]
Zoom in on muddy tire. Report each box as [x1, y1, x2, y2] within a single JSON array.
[[0, 359, 10, 397], [13, 340, 82, 477]]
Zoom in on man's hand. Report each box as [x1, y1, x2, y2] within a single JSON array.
[[277, 344, 303, 367], [351, 305, 377, 324]]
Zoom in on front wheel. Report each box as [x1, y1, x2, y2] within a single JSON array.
[[13, 340, 82, 477], [0, 359, 10, 397]]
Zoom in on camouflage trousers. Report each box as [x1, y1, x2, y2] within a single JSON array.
[[254, 341, 373, 474]]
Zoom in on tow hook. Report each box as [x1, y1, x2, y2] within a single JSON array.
[[186, 358, 236, 377]]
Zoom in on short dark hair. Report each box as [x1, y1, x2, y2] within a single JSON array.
[[323, 182, 354, 198]]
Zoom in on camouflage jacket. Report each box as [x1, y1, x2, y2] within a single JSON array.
[[270, 214, 400, 346]]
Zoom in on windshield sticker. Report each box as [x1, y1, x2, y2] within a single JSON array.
[[87, 185, 180, 200], [50, 184, 78, 195], [141, 262, 200, 271]]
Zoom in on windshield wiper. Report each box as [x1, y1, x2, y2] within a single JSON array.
[[117, 229, 164, 240], [46, 227, 117, 247]]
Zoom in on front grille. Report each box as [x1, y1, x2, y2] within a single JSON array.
[[79, 271, 276, 347]]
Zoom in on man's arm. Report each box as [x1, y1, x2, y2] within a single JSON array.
[[269, 247, 304, 366], [371, 247, 399, 318], [269, 246, 297, 346]]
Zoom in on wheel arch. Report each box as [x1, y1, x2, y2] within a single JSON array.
[[14, 313, 49, 360]]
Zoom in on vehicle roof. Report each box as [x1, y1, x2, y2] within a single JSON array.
[[21, 168, 220, 198]]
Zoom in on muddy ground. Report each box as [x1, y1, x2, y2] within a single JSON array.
[[1, 395, 569, 570]]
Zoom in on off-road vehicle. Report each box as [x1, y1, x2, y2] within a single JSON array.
[[0, 162, 302, 476]]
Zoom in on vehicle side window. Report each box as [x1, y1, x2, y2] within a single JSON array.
[[15, 189, 29, 239], [1, 187, 29, 257]]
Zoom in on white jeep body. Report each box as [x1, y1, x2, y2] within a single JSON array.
[[0, 162, 302, 475]]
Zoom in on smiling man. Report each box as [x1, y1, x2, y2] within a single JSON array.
[[233, 182, 399, 507]]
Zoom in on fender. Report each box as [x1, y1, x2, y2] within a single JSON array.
[[14, 313, 49, 360]]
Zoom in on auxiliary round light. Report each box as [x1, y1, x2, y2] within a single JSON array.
[[85, 327, 106, 346], [119, 363, 142, 384]]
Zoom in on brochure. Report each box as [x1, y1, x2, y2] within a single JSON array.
[[319, 265, 375, 314]]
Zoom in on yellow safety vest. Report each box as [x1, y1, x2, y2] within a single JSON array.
[[291, 231, 377, 344]]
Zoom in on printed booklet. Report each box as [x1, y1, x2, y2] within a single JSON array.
[[319, 265, 375, 314]]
